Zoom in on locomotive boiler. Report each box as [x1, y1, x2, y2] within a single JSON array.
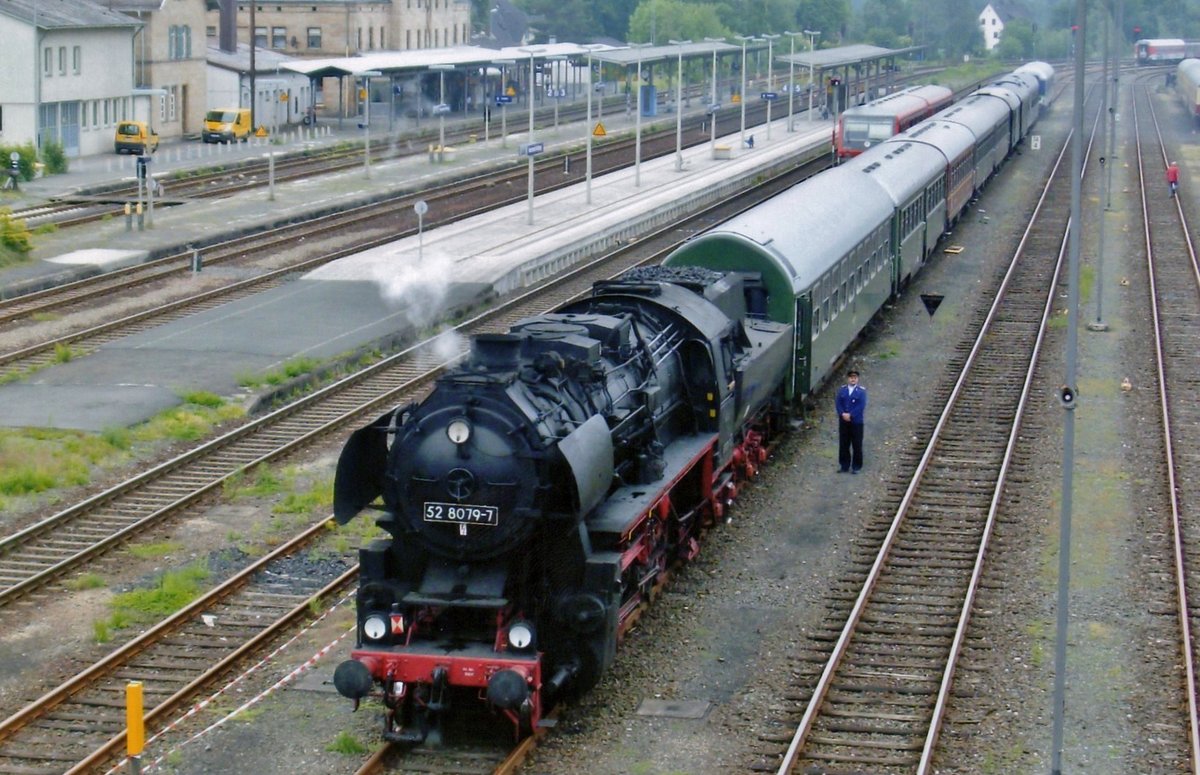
[[332, 265, 793, 742]]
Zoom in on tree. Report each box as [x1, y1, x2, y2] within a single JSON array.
[[795, 0, 852, 42], [627, 0, 730, 43], [518, 0, 597, 42], [994, 18, 1035, 60]]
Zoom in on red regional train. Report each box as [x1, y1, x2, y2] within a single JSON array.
[[1135, 38, 1200, 65], [833, 84, 954, 160]]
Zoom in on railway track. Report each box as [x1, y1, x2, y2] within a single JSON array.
[[3, 95, 771, 232], [0, 160, 827, 774], [0, 120, 690, 333], [762, 84, 1102, 773], [0, 129, 705, 379], [1133, 84, 1200, 770]]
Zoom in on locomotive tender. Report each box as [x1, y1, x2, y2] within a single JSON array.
[[331, 62, 1054, 744]]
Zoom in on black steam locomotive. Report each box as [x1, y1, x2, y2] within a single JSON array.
[[332, 265, 793, 742]]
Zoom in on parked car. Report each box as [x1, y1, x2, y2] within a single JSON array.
[[113, 121, 159, 154]]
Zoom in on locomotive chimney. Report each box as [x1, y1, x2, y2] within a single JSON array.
[[471, 334, 522, 370]]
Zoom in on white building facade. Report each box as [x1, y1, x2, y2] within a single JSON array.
[[978, 4, 1005, 51], [0, 1, 142, 157]]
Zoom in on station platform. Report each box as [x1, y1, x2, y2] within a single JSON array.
[[0, 112, 833, 431]]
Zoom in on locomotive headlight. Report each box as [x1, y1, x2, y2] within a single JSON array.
[[507, 620, 536, 651], [446, 418, 472, 445], [363, 615, 388, 641]]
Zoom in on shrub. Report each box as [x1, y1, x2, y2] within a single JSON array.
[[40, 141, 68, 174]]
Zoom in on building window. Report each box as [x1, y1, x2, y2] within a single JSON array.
[[357, 27, 362, 51], [368, 27, 374, 50], [58, 46, 66, 75], [272, 26, 286, 48], [72, 46, 81, 74], [169, 87, 178, 121], [379, 27, 384, 49], [254, 26, 267, 47], [44, 47, 52, 76], [207, 25, 216, 38], [307, 27, 321, 48]]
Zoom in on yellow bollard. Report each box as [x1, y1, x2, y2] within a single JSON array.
[[126, 681, 144, 772]]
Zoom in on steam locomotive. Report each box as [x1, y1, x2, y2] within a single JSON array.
[[331, 61, 1054, 743], [333, 265, 793, 742]]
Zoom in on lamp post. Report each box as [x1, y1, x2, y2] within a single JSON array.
[[548, 54, 568, 131], [518, 47, 544, 225], [804, 29, 820, 121], [785, 31, 803, 131], [359, 70, 382, 178], [734, 35, 755, 149], [583, 44, 604, 204], [704, 37, 724, 152], [670, 39, 690, 171], [495, 59, 514, 147], [430, 64, 453, 161], [632, 42, 650, 187], [761, 33, 779, 140]]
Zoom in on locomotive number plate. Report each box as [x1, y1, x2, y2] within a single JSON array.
[[423, 502, 499, 527]]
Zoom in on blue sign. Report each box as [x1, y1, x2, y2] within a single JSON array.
[[520, 142, 544, 156], [760, 92, 779, 101], [495, 95, 514, 105]]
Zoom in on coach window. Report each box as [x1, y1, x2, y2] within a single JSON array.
[[822, 299, 830, 329], [812, 307, 821, 338]]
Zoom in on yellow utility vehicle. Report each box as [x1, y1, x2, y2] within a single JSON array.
[[202, 108, 252, 143], [113, 121, 159, 154]]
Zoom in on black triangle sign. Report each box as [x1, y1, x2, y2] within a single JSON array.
[[920, 293, 944, 317]]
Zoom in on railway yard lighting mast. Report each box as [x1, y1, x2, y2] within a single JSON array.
[[804, 30, 820, 121], [761, 34, 779, 140], [670, 40, 691, 171]]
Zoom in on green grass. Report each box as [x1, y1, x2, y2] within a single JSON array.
[[326, 731, 368, 755], [104, 561, 210, 628], [53, 343, 78, 363], [223, 465, 286, 499], [68, 573, 106, 591], [0, 428, 118, 497], [238, 356, 322, 389], [127, 541, 183, 559]]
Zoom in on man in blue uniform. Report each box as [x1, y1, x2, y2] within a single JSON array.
[[835, 369, 867, 473]]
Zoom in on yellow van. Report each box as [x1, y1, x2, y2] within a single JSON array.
[[202, 108, 252, 143], [114, 121, 159, 154]]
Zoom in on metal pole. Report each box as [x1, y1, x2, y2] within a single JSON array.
[[635, 47, 644, 186], [671, 40, 690, 171], [786, 32, 799, 131], [527, 50, 536, 223], [1092, 10, 1111, 332], [363, 76, 371, 179], [762, 34, 779, 140], [711, 49, 719, 149], [736, 36, 751, 147], [804, 30, 821, 121], [586, 49, 594, 204], [1051, 0, 1085, 771], [439, 70, 446, 156]]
